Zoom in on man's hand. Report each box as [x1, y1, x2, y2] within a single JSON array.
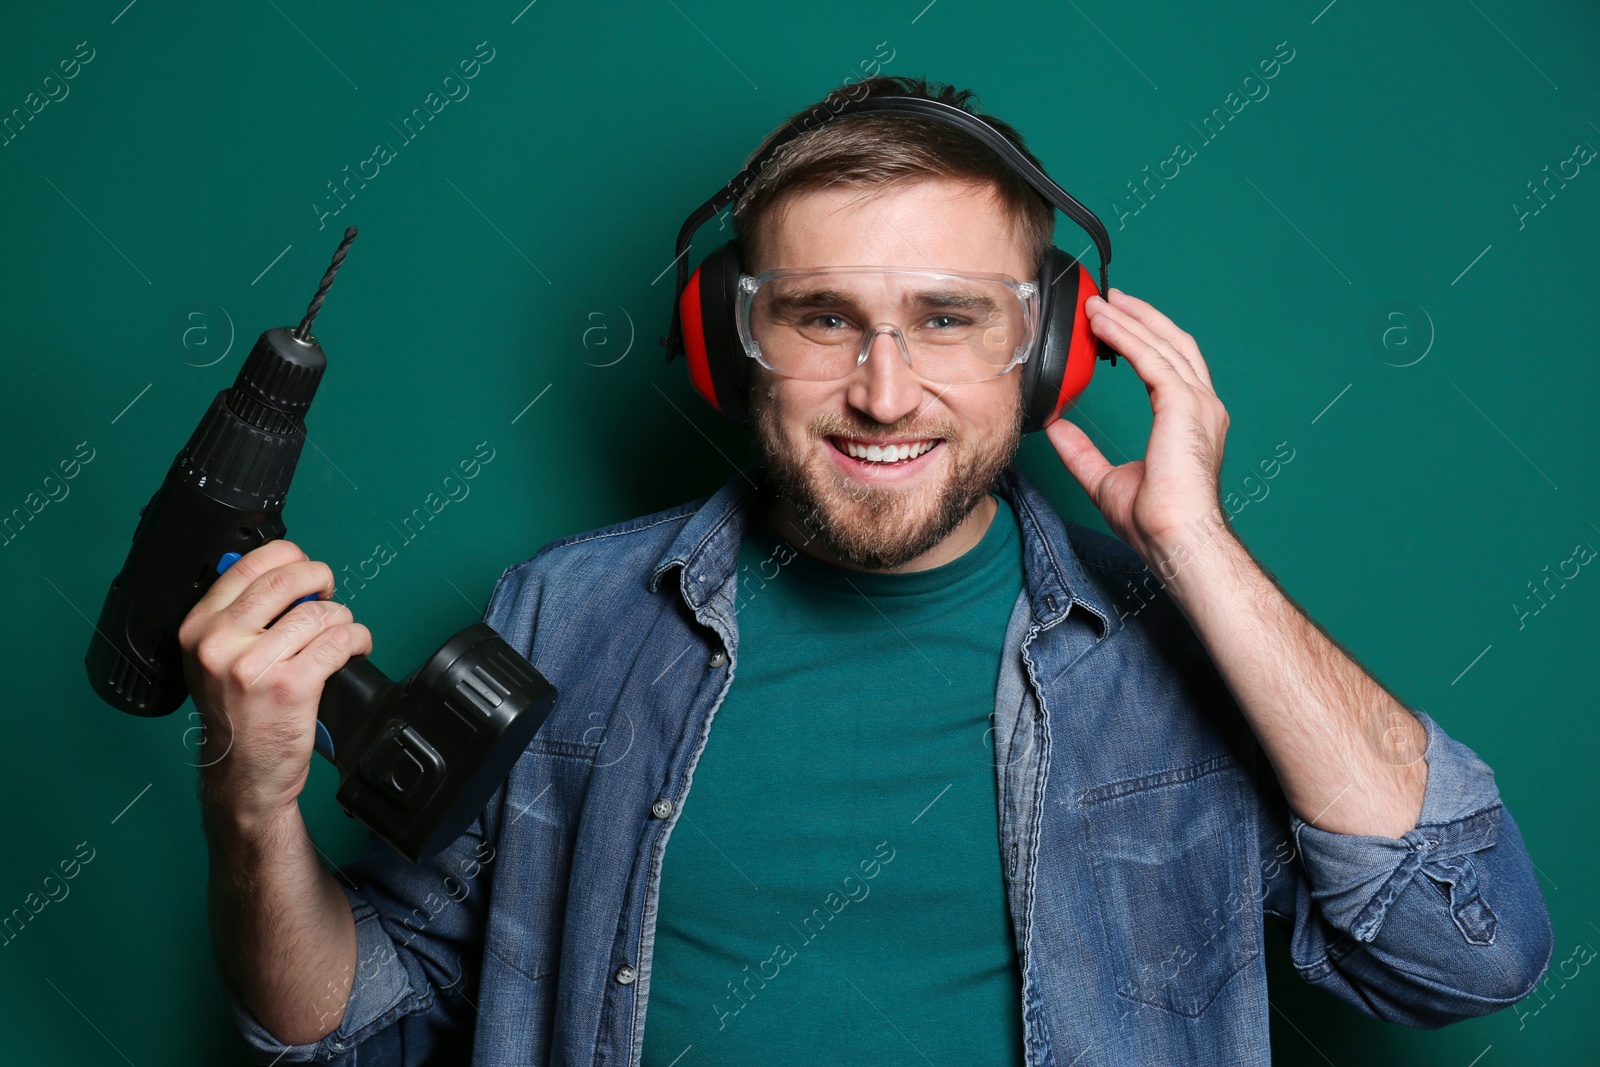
[[1043, 287, 1232, 562], [1041, 288, 1428, 837], [176, 539, 372, 825]]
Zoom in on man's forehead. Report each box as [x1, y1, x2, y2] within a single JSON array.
[[762, 177, 1032, 278]]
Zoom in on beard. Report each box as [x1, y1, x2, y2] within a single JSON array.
[[748, 373, 1024, 570]]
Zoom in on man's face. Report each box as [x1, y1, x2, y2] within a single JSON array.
[[747, 176, 1031, 571]]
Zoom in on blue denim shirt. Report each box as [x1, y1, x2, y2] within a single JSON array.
[[228, 461, 1553, 1065]]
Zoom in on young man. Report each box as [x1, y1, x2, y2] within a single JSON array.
[[184, 77, 1552, 1065]]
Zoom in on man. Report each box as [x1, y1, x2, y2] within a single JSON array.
[[183, 76, 1552, 1065]]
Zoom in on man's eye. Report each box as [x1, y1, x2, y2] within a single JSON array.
[[925, 314, 968, 329], [805, 314, 850, 330]]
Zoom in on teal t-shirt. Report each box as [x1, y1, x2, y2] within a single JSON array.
[[640, 493, 1028, 1066]]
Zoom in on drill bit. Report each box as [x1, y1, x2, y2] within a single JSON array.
[[294, 226, 358, 342]]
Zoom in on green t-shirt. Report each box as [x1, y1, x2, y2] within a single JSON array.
[[640, 493, 1028, 1066]]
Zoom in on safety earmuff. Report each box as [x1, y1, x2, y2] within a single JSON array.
[[661, 94, 1118, 434]]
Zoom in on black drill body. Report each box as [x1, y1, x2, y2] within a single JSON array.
[[85, 230, 556, 863]]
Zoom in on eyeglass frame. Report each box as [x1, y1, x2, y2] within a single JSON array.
[[733, 265, 1043, 385]]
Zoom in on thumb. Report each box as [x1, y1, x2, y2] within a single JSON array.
[[1044, 417, 1114, 493]]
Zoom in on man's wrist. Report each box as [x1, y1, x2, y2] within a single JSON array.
[[198, 772, 304, 844], [1136, 504, 1250, 608]]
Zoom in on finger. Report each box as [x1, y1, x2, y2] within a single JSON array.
[[230, 621, 373, 714], [1092, 292, 1200, 390], [1085, 303, 1195, 397], [222, 559, 338, 633], [194, 539, 309, 616], [1107, 289, 1214, 390], [292, 621, 374, 678], [232, 600, 357, 689], [1107, 288, 1194, 355], [1044, 418, 1117, 497]]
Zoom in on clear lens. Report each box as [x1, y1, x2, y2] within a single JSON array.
[[736, 267, 1039, 384]]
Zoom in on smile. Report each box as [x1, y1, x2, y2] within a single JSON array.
[[825, 436, 944, 476]]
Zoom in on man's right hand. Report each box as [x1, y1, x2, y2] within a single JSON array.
[[177, 539, 373, 825]]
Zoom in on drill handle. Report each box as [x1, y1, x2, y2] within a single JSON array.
[[316, 657, 392, 765]]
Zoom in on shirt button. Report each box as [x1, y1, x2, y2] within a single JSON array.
[[615, 964, 637, 985], [708, 650, 727, 668], [651, 799, 673, 819]]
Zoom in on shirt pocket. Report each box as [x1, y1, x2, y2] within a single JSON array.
[[1080, 756, 1262, 1017], [485, 735, 601, 983]]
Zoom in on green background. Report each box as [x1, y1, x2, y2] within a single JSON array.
[[2, 0, 1596, 1062]]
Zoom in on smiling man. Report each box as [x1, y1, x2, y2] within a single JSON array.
[[195, 76, 1552, 1066]]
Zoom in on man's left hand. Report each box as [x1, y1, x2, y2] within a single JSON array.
[[1043, 287, 1233, 561]]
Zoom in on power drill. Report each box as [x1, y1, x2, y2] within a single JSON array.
[[84, 228, 557, 863]]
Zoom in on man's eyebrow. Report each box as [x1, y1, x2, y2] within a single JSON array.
[[767, 288, 857, 313], [907, 288, 998, 313], [766, 287, 999, 314]]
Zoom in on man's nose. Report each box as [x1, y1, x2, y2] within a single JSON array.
[[845, 327, 927, 427]]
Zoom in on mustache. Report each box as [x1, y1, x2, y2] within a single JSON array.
[[809, 415, 958, 441]]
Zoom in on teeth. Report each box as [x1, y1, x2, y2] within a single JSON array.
[[839, 439, 938, 463]]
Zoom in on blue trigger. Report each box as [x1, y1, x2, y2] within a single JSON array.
[[313, 720, 336, 763], [216, 552, 317, 606]]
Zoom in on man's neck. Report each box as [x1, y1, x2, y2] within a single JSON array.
[[764, 492, 999, 575]]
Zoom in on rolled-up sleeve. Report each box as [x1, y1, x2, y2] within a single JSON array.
[[223, 883, 410, 1063], [1264, 708, 1554, 1027]]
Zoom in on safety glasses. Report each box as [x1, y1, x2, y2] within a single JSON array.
[[735, 266, 1041, 384]]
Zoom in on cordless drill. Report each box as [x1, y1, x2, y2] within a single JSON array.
[[85, 229, 557, 863]]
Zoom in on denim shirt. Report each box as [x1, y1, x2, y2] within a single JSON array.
[[228, 461, 1553, 1065]]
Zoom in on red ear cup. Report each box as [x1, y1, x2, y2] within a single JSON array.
[[678, 267, 718, 411], [677, 241, 751, 423], [1020, 248, 1105, 433]]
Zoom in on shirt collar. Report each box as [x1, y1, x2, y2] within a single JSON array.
[[647, 461, 763, 612], [650, 459, 1114, 639]]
